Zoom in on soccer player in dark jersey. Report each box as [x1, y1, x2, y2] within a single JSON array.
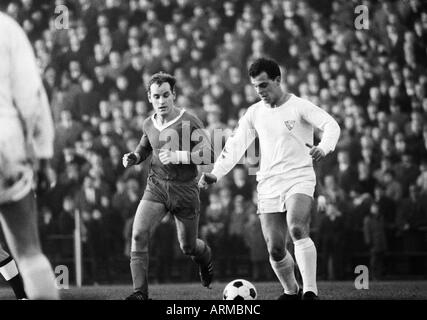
[[122, 72, 214, 300]]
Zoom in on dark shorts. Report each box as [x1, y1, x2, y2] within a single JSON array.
[[142, 175, 200, 220]]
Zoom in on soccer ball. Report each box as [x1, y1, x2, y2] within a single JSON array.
[[223, 279, 257, 300]]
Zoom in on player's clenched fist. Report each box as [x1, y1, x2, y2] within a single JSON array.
[[159, 149, 190, 165], [306, 144, 326, 162], [198, 173, 217, 189], [159, 149, 177, 165], [122, 152, 139, 168]]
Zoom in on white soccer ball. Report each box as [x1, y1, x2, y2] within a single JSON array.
[[223, 279, 257, 300]]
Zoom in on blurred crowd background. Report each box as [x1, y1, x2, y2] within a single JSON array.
[[1, 0, 427, 285]]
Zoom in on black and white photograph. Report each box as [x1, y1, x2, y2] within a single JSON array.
[[0, 0, 427, 314]]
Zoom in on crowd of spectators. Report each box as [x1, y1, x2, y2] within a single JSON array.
[[2, 0, 427, 283]]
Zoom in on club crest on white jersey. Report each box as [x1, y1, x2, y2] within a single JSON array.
[[284, 120, 296, 131]]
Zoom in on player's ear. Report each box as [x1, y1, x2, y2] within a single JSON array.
[[147, 92, 152, 103], [274, 76, 281, 85], [172, 89, 176, 100]]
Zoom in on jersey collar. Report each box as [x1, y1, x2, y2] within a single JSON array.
[[263, 93, 294, 109], [151, 108, 185, 131]]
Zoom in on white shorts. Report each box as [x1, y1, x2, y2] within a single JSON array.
[[0, 117, 33, 205], [257, 180, 315, 214]]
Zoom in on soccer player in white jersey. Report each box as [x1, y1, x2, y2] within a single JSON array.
[[0, 12, 58, 299], [199, 58, 341, 300]]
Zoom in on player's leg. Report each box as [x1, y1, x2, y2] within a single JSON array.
[[126, 199, 167, 300], [174, 214, 213, 288], [286, 193, 318, 299], [170, 180, 213, 287], [0, 245, 27, 299], [0, 192, 58, 300], [259, 212, 300, 299]]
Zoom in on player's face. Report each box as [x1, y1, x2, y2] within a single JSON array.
[[250, 72, 281, 106], [148, 82, 176, 116]]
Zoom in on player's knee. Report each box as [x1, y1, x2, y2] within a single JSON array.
[[132, 229, 149, 245], [267, 245, 285, 261], [289, 224, 306, 240], [180, 243, 195, 256]]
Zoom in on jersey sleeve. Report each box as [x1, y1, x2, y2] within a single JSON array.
[[134, 125, 153, 163], [211, 109, 257, 181], [10, 19, 54, 159], [299, 100, 341, 155]]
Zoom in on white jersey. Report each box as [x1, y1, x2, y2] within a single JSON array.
[[211, 94, 341, 198], [0, 12, 54, 204], [0, 12, 54, 159]]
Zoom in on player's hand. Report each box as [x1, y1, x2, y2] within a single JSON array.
[[198, 173, 217, 189], [159, 149, 190, 165], [36, 158, 56, 197], [159, 149, 178, 165], [122, 152, 138, 168], [306, 144, 326, 162]]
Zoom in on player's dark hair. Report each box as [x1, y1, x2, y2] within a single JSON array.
[[147, 72, 176, 94], [248, 58, 281, 80]]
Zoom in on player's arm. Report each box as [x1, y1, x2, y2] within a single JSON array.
[[123, 130, 152, 168], [11, 18, 54, 161], [300, 101, 341, 161], [199, 111, 256, 188], [10, 17, 56, 194]]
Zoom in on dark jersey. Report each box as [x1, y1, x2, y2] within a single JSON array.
[[134, 109, 214, 182]]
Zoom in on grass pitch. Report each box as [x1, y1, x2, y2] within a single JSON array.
[[1, 281, 427, 300]]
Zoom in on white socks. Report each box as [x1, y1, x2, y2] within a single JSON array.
[[294, 237, 318, 295], [270, 251, 299, 294], [19, 254, 59, 300]]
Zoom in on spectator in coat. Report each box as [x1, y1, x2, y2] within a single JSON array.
[[317, 194, 347, 280], [226, 195, 250, 277], [364, 202, 388, 280], [396, 184, 427, 252]]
